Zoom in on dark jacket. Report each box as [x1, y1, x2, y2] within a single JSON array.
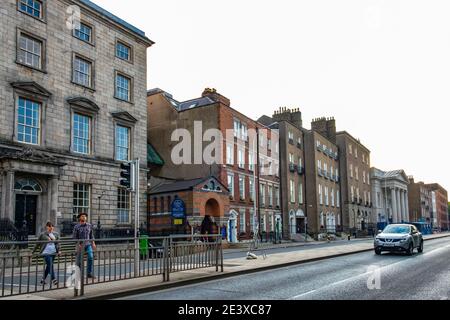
[[33, 232, 60, 255]]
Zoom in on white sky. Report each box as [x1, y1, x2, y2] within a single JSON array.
[[94, 0, 450, 191]]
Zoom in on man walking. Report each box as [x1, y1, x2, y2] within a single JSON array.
[[73, 213, 96, 280]]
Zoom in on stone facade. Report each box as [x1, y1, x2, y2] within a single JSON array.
[[370, 168, 409, 226], [0, 0, 153, 236], [336, 131, 373, 234]]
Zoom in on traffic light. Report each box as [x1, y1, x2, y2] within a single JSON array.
[[120, 162, 134, 191]]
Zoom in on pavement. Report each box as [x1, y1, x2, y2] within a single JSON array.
[[2, 232, 449, 300]]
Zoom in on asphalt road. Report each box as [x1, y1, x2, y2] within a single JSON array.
[[223, 238, 374, 260], [121, 237, 450, 300]]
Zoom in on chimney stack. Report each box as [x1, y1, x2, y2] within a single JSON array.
[[202, 88, 230, 107]]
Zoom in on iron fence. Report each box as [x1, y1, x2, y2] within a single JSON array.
[[0, 234, 223, 298]]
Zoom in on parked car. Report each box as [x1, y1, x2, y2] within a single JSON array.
[[374, 224, 424, 256]]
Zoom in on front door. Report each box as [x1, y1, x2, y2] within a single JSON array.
[[296, 218, 305, 234], [15, 194, 38, 235]]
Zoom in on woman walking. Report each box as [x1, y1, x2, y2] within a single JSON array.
[[34, 222, 60, 286]]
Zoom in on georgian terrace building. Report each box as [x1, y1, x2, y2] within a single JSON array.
[[336, 131, 372, 234], [0, 0, 153, 236], [304, 118, 341, 237], [258, 108, 306, 241], [370, 168, 410, 226]]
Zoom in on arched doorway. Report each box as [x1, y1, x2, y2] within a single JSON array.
[[205, 198, 220, 218], [296, 210, 305, 234], [14, 178, 43, 235]]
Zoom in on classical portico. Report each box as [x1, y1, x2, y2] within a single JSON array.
[[370, 169, 410, 225], [0, 148, 66, 235]]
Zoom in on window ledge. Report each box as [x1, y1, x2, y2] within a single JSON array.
[[71, 81, 96, 92], [72, 35, 95, 47], [114, 96, 134, 105], [16, 61, 47, 74], [18, 10, 46, 24], [116, 56, 134, 65]]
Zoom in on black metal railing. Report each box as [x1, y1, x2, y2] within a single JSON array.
[[0, 234, 223, 298]]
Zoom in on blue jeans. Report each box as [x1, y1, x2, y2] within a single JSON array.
[[43, 255, 56, 280], [77, 245, 94, 276]]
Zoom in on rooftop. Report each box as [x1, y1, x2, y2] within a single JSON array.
[[79, 0, 153, 43]]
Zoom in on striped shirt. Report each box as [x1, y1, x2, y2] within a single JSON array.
[[72, 223, 95, 245]]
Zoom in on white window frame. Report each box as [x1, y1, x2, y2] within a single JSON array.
[[228, 174, 235, 199], [260, 184, 266, 206], [268, 185, 273, 207], [115, 124, 131, 161], [240, 210, 246, 233], [249, 178, 255, 201], [17, 31, 43, 70], [298, 182, 303, 204], [226, 144, 234, 165], [73, 183, 91, 217], [16, 97, 41, 146], [239, 175, 245, 200], [290, 180, 295, 203], [117, 188, 131, 224], [72, 112, 91, 155], [238, 148, 245, 169], [319, 184, 323, 205]]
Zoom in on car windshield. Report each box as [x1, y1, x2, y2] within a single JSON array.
[[383, 225, 410, 234]]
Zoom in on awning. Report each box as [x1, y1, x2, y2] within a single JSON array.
[[147, 144, 164, 166]]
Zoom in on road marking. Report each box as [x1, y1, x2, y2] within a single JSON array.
[[289, 243, 450, 300]]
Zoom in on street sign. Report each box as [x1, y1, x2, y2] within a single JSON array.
[[174, 219, 183, 225], [171, 198, 186, 219]]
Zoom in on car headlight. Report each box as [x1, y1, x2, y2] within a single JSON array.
[[400, 237, 408, 242]]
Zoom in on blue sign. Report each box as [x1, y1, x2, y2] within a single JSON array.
[[171, 199, 186, 219]]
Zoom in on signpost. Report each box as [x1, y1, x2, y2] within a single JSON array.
[[171, 198, 186, 230]]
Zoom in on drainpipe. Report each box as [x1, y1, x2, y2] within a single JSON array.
[[256, 127, 261, 241]]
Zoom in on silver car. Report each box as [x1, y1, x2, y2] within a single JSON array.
[[374, 224, 424, 255]]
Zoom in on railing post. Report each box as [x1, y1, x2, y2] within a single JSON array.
[[80, 244, 85, 296], [215, 236, 219, 272], [220, 237, 224, 273]]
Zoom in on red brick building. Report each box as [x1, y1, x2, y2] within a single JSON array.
[[147, 176, 230, 236], [426, 183, 448, 231], [147, 88, 280, 242]]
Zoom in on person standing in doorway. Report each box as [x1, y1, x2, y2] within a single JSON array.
[[34, 221, 60, 286], [73, 213, 96, 280]]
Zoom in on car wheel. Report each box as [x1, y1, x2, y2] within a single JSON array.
[[418, 241, 424, 253], [407, 243, 414, 256], [375, 248, 382, 255]]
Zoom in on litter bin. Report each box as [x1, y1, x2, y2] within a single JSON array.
[[139, 235, 149, 259]]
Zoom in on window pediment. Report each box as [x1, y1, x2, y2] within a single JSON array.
[[11, 81, 52, 98], [67, 97, 99, 113], [112, 111, 138, 124]]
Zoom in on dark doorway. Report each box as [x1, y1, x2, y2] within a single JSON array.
[[15, 194, 38, 235], [296, 218, 305, 234]]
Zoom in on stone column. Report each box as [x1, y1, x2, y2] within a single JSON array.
[[399, 189, 404, 222], [391, 188, 398, 223], [404, 190, 409, 222], [2, 171, 15, 222], [395, 188, 403, 223], [50, 177, 59, 225]]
